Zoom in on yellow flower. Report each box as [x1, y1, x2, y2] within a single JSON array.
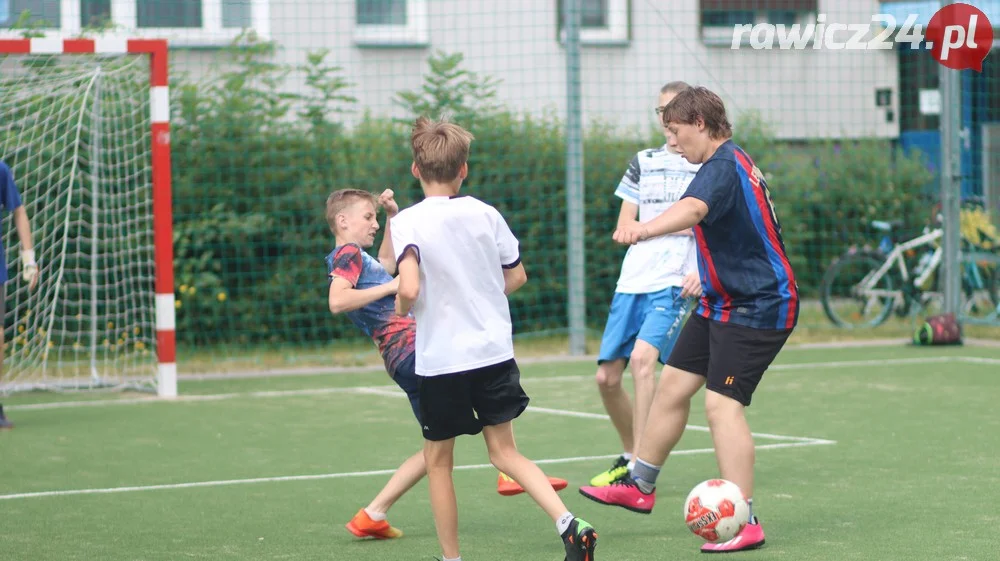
[[133, 327, 141, 335], [107, 321, 114, 329], [73, 342, 81, 350], [135, 341, 145, 350], [217, 292, 227, 302], [189, 286, 197, 295], [48, 341, 54, 349], [175, 299, 182, 309], [17, 325, 25, 333], [179, 284, 189, 294]]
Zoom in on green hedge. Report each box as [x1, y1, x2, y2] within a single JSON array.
[[172, 41, 934, 345]]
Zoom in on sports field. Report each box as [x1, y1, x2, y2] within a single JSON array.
[[2, 343, 998, 561]]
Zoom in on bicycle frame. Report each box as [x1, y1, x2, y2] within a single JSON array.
[[857, 228, 943, 305]]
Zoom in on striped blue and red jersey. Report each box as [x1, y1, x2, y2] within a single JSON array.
[[681, 140, 799, 330]]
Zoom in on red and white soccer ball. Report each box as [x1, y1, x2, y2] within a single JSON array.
[[683, 479, 750, 543]]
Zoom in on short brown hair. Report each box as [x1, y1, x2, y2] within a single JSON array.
[[326, 189, 376, 233], [660, 81, 691, 95], [410, 116, 475, 184], [661, 86, 732, 140]]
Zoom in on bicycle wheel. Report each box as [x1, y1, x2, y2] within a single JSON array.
[[821, 252, 896, 328], [962, 259, 1000, 321]]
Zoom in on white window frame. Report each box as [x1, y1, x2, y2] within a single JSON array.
[[0, 0, 271, 48], [559, 0, 629, 46], [701, 8, 816, 48], [353, 0, 428, 48]]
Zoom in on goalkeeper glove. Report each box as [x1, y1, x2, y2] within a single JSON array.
[[21, 249, 38, 284]]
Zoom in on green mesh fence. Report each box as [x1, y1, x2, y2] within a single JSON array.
[[1, 0, 997, 375]]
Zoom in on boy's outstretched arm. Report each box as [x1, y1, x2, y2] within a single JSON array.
[[329, 276, 398, 314], [503, 263, 527, 295], [394, 250, 420, 316]]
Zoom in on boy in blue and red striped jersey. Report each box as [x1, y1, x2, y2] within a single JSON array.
[[578, 86, 798, 554]]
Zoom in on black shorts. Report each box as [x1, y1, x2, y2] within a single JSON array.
[[417, 358, 530, 442], [665, 313, 792, 407]]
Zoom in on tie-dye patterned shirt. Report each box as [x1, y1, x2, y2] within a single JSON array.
[[326, 243, 416, 377]]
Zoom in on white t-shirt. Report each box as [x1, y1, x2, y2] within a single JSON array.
[[390, 195, 519, 376], [614, 146, 702, 294]]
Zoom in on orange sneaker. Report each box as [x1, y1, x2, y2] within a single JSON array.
[[497, 472, 569, 496], [345, 508, 403, 539]]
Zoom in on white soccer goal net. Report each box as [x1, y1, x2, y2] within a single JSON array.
[[0, 50, 163, 394]]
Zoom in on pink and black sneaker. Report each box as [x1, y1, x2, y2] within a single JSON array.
[[701, 518, 765, 553], [578, 478, 655, 514]]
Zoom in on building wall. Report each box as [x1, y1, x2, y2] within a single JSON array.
[[170, 0, 899, 140]]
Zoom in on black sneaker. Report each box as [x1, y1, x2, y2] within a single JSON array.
[[0, 404, 13, 430], [561, 517, 598, 561]]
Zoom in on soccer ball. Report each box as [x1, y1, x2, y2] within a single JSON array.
[[683, 479, 750, 543]]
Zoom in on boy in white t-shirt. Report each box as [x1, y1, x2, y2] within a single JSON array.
[[585, 82, 703, 488], [391, 117, 599, 561]]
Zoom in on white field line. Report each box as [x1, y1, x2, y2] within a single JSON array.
[[5, 355, 979, 413], [0, 441, 835, 502], [359, 391, 835, 445], [956, 356, 1000, 365], [175, 338, 992, 380]]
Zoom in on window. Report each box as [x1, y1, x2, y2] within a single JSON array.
[[1, 0, 61, 28], [0, 0, 270, 47], [700, 0, 817, 47], [354, 0, 428, 47], [557, 0, 630, 46]]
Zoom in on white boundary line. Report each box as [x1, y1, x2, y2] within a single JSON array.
[[174, 341, 1000, 380], [7, 355, 996, 413], [0, 441, 835, 501], [0, 384, 837, 502]]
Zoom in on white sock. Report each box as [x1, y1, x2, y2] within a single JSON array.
[[747, 498, 755, 524], [626, 459, 636, 471], [622, 452, 633, 461], [363, 507, 387, 521], [556, 511, 574, 535], [442, 557, 462, 561]]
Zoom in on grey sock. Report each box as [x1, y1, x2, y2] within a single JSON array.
[[630, 458, 660, 494]]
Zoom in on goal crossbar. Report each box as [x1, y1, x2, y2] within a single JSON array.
[[0, 37, 175, 397]]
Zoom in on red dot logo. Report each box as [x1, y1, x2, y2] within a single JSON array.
[[926, 2, 993, 71]]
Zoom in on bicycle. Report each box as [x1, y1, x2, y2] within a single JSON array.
[[820, 218, 999, 329]]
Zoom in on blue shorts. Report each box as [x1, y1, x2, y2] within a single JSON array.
[[391, 352, 422, 424], [597, 286, 691, 365]]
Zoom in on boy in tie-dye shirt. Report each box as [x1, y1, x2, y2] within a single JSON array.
[[325, 188, 566, 540]]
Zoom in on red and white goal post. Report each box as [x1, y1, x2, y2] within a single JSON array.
[[0, 38, 176, 397]]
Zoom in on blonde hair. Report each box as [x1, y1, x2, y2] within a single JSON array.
[[326, 189, 376, 233], [410, 116, 475, 184]]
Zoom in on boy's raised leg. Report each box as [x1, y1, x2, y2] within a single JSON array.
[[579, 366, 704, 513], [483, 422, 598, 561], [346, 450, 426, 539]]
